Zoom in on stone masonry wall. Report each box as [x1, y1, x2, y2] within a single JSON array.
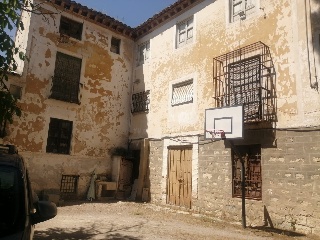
[[194, 128, 320, 235], [263, 128, 320, 235], [149, 140, 164, 205], [147, 128, 320, 236]]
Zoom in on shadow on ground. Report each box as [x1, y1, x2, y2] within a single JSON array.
[[250, 226, 306, 238], [34, 222, 144, 240]]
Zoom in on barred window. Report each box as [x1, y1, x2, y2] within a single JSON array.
[[132, 90, 150, 113], [232, 144, 262, 200], [171, 79, 193, 106], [110, 37, 121, 54], [50, 52, 82, 104], [176, 17, 193, 48], [228, 56, 262, 122], [137, 41, 150, 66], [59, 16, 83, 40], [46, 118, 73, 155]]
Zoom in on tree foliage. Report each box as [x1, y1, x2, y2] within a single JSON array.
[[0, 0, 28, 137]]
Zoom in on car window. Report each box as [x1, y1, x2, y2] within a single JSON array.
[[0, 166, 25, 237]]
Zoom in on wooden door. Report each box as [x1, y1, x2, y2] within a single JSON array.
[[167, 146, 192, 208]]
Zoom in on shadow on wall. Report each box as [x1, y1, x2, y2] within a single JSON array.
[[249, 206, 306, 238], [310, 3, 319, 91]]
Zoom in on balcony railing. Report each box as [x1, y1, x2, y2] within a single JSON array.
[[213, 41, 276, 123], [131, 90, 150, 113]]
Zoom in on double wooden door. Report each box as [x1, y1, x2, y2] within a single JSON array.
[[167, 146, 192, 208]]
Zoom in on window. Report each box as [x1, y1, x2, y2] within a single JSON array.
[[176, 17, 193, 48], [132, 90, 150, 113], [228, 56, 262, 122], [46, 118, 73, 154], [60, 175, 79, 200], [9, 84, 22, 99], [171, 79, 193, 106], [137, 41, 150, 66], [59, 16, 83, 40], [110, 37, 121, 54], [50, 52, 82, 104], [230, 0, 257, 22], [232, 144, 262, 200]]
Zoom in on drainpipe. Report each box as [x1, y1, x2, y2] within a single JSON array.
[[305, 0, 319, 91]]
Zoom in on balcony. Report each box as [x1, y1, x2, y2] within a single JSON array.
[[213, 41, 276, 124]]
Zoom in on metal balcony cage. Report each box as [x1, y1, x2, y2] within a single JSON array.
[[213, 41, 276, 123]]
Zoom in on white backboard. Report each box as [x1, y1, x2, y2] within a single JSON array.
[[205, 105, 243, 139]]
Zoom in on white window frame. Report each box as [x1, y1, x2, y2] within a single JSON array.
[[137, 41, 150, 66], [229, 0, 258, 23], [176, 17, 194, 48], [171, 79, 193, 106]]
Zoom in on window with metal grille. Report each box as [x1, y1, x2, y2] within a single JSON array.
[[46, 118, 73, 154], [59, 16, 83, 40], [232, 144, 262, 200], [229, 56, 262, 121], [137, 41, 150, 66], [176, 17, 193, 48], [132, 90, 150, 113], [213, 41, 276, 123], [60, 175, 79, 200], [230, 0, 257, 22], [50, 52, 82, 104], [171, 79, 193, 106], [110, 37, 121, 54]]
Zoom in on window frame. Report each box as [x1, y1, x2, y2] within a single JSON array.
[[110, 37, 121, 54], [59, 16, 83, 41], [229, 0, 257, 23], [137, 41, 150, 66], [50, 52, 82, 104], [46, 118, 73, 155], [232, 144, 262, 200], [176, 16, 194, 48], [171, 79, 194, 106]]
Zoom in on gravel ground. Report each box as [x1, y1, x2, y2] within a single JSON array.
[[34, 201, 318, 240]]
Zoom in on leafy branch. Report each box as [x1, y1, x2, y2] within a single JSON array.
[[0, 0, 61, 137]]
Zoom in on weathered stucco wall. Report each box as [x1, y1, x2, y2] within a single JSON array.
[[5, 1, 134, 196], [130, 0, 320, 141], [130, 0, 320, 236]]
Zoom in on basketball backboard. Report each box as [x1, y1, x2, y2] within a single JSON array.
[[205, 105, 243, 140]]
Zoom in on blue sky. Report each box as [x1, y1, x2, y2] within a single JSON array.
[[75, 0, 178, 27]]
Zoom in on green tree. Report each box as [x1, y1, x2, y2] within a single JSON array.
[[0, 0, 32, 137]]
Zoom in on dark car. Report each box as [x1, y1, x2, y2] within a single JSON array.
[[0, 144, 57, 240]]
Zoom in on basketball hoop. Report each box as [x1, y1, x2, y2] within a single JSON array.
[[205, 129, 226, 141]]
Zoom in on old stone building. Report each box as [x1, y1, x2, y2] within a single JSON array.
[[3, 0, 320, 236]]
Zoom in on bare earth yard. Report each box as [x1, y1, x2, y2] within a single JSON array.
[[34, 201, 318, 240]]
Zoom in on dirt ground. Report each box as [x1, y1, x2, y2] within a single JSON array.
[[34, 201, 318, 240]]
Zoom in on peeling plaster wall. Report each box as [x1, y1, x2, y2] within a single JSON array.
[[131, 0, 320, 141], [129, 0, 320, 236], [5, 1, 134, 197]]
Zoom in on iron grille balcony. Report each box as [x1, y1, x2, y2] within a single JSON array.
[[132, 90, 150, 113], [213, 41, 276, 123]]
